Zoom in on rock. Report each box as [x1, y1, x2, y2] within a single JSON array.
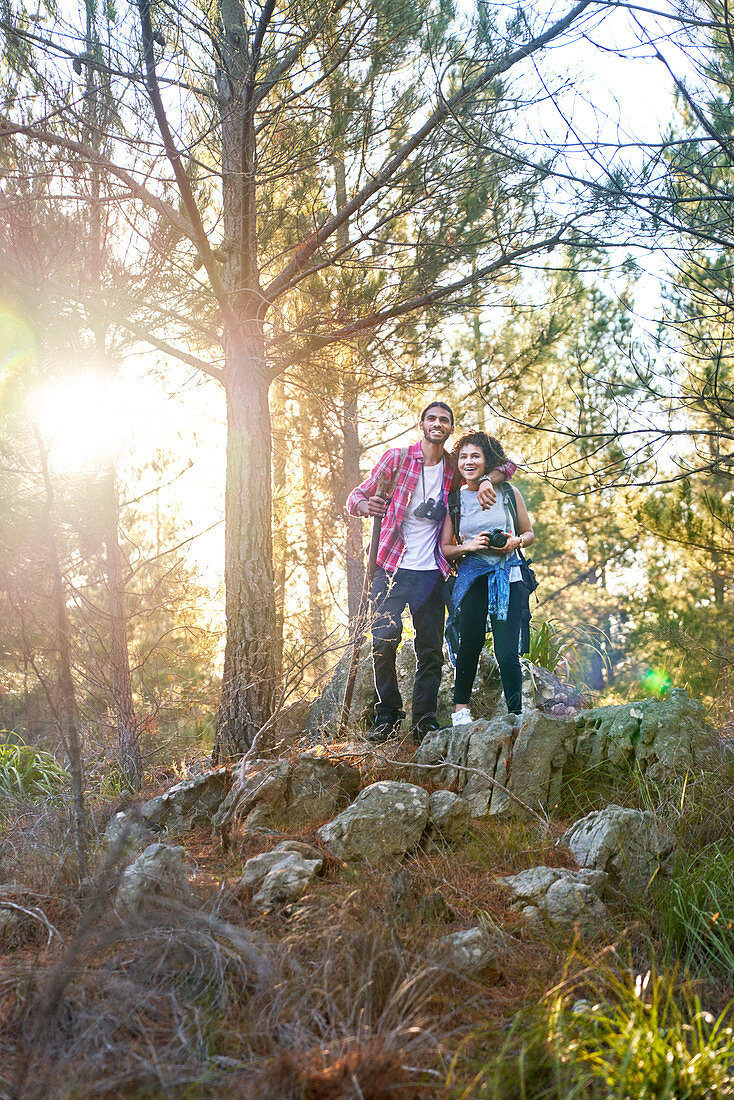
[[236, 841, 323, 910], [288, 755, 361, 822], [522, 662, 589, 715], [414, 690, 720, 820], [463, 714, 518, 817], [318, 781, 429, 863], [116, 843, 195, 917], [307, 649, 375, 739], [434, 927, 502, 979], [427, 790, 471, 842], [139, 769, 231, 833], [238, 840, 324, 888], [561, 806, 675, 895], [507, 709, 570, 814], [212, 755, 360, 839], [104, 811, 155, 854], [415, 710, 568, 819], [572, 689, 721, 780], [499, 865, 611, 938], [252, 853, 323, 910], [307, 644, 503, 739]]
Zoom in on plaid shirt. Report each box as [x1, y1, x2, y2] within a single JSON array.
[[347, 439, 516, 578]]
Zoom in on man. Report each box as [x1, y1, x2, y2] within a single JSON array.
[[347, 402, 515, 743]]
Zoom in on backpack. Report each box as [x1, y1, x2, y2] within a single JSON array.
[[447, 483, 538, 655]]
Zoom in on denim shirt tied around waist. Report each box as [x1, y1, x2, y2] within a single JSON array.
[[445, 550, 520, 666]]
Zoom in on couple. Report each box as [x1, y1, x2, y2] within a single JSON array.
[[347, 401, 534, 743]]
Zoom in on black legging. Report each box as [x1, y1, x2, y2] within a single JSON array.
[[453, 577, 523, 714]]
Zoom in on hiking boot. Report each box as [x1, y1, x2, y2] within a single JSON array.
[[412, 715, 440, 745], [367, 715, 401, 743]]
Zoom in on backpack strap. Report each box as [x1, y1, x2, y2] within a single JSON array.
[[448, 489, 461, 541], [387, 446, 409, 499], [503, 483, 519, 535]]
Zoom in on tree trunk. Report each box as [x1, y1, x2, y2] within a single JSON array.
[[101, 467, 142, 789], [214, 342, 277, 759], [271, 378, 287, 671], [341, 382, 364, 623], [35, 430, 88, 877], [300, 404, 326, 674]]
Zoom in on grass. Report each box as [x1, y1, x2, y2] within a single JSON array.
[[656, 840, 734, 979], [0, 741, 70, 803], [1, 737, 733, 1097], [446, 964, 734, 1100], [550, 966, 734, 1100]]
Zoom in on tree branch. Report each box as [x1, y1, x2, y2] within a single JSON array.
[[137, 0, 240, 340], [121, 322, 223, 380], [262, 0, 593, 302], [0, 120, 191, 238]]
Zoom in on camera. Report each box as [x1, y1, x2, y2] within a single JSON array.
[[414, 498, 446, 521], [488, 529, 509, 548]]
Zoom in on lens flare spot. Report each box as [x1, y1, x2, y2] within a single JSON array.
[[641, 667, 672, 697], [0, 305, 39, 400]]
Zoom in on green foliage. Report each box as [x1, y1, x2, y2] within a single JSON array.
[[554, 757, 668, 819], [452, 968, 734, 1099], [551, 969, 734, 1100], [524, 619, 579, 672], [0, 738, 69, 801], [657, 841, 734, 978]]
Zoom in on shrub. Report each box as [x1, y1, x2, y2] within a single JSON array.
[[0, 740, 69, 802]]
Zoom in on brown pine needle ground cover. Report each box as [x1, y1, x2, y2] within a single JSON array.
[[1, 749, 733, 1099]]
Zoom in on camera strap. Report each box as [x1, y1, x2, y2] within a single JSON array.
[[420, 455, 444, 504]]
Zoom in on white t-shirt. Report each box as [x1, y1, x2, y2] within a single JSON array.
[[400, 460, 444, 570]]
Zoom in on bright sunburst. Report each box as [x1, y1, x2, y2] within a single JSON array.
[[31, 373, 138, 470]]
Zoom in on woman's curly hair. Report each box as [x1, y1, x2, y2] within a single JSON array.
[[452, 431, 507, 474]]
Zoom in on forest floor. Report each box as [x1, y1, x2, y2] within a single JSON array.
[[1, 731, 734, 1098]]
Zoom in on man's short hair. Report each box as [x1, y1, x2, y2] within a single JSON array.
[[420, 401, 454, 425]]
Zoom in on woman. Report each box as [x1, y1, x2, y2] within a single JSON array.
[[440, 432, 534, 724]]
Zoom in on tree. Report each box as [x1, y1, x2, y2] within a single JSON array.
[[2, 0, 608, 756]]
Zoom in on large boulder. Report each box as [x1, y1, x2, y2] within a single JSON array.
[[318, 781, 429, 863], [562, 806, 676, 896], [572, 689, 720, 780], [138, 769, 232, 834], [213, 753, 360, 841], [414, 710, 568, 818], [414, 690, 721, 819], [115, 843, 195, 917], [307, 644, 503, 739], [499, 865, 611, 938]]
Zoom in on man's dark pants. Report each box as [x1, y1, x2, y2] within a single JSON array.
[[370, 566, 445, 728]]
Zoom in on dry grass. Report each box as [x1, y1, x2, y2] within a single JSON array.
[[5, 752, 731, 1098]]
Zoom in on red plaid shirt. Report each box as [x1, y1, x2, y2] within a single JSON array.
[[347, 440, 516, 578]]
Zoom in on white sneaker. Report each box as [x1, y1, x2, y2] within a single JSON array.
[[452, 707, 474, 726]]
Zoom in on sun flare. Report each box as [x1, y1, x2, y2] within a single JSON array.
[[31, 374, 139, 470]]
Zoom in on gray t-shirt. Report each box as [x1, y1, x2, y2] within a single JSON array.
[[458, 487, 521, 582]]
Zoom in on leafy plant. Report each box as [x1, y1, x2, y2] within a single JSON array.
[[0, 739, 70, 801], [524, 620, 580, 672]]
